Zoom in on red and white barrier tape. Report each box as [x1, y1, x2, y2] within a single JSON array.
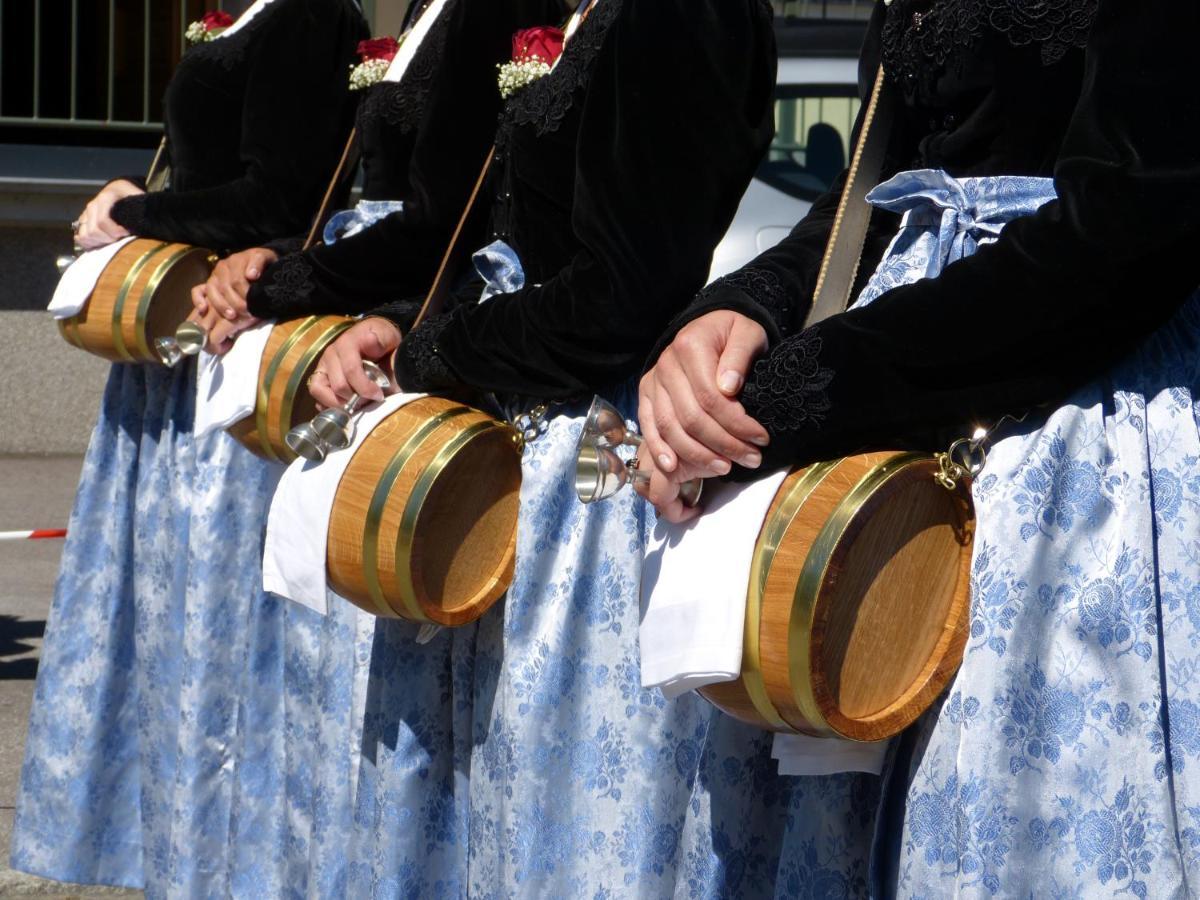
[[0, 529, 67, 541]]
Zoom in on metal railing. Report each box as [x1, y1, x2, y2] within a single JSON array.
[[774, 0, 873, 19], [0, 0, 237, 132]]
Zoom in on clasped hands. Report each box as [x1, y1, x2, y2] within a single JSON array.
[[636, 310, 771, 524], [187, 247, 278, 354]]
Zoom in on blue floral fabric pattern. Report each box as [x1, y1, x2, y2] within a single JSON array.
[[851, 170, 1200, 897], [10, 362, 283, 896]]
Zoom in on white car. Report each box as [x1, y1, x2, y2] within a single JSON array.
[[709, 24, 862, 280]]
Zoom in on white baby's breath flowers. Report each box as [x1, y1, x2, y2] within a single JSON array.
[[349, 58, 391, 91], [498, 59, 552, 99], [185, 21, 216, 44]]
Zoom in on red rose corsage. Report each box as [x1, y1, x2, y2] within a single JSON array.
[[498, 26, 566, 99], [185, 10, 235, 44], [349, 36, 401, 90]]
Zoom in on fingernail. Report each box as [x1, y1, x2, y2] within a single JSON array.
[[710, 459, 731, 476], [247, 268, 258, 277], [741, 451, 762, 469], [750, 434, 770, 447], [657, 454, 674, 471], [718, 371, 742, 394]]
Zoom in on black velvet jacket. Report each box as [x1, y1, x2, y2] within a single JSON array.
[[245, 0, 568, 321], [373, 0, 777, 401], [109, 0, 367, 253], [654, 0, 1200, 474]]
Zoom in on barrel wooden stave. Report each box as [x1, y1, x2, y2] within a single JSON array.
[[58, 238, 212, 364], [327, 397, 522, 627], [227, 315, 354, 462], [700, 451, 974, 742]]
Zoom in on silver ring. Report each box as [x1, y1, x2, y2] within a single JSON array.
[[70, 219, 82, 233]]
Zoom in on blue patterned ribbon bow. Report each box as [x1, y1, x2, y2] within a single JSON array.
[[473, 239, 527, 302], [322, 199, 406, 245], [854, 169, 1057, 308]]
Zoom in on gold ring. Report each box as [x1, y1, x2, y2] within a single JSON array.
[[306, 370, 328, 388]]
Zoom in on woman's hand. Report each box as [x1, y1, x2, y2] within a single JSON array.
[[192, 247, 277, 320], [638, 310, 771, 482], [74, 179, 144, 250], [308, 317, 401, 409]]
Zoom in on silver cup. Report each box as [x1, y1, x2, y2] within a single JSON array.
[[285, 360, 391, 463], [155, 320, 209, 367], [574, 396, 703, 507]]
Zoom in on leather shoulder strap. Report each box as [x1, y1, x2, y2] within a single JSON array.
[[805, 65, 895, 327]]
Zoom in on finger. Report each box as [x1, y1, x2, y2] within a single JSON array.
[[212, 271, 243, 320], [191, 284, 210, 316], [656, 353, 748, 471], [323, 351, 352, 405], [646, 468, 700, 525], [715, 316, 771, 399], [638, 375, 679, 475], [651, 382, 732, 477], [337, 339, 384, 402], [207, 319, 237, 355], [92, 212, 128, 244], [308, 367, 340, 410], [245, 249, 277, 281]]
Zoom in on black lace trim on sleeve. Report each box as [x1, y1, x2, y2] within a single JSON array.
[[708, 267, 794, 334], [740, 327, 834, 433], [882, 0, 1099, 91], [262, 253, 315, 305], [394, 311, 459, 392], [501, 0, 622, 137], [357, 3, 453, 134]]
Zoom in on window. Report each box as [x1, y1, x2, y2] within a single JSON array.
[[758, 85, 860, 201]]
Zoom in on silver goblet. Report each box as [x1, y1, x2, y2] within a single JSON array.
[[154, 320, 209, 368], [286, 360, 392, 463], [574, 396, 703, 507]]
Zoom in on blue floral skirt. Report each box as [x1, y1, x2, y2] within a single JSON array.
[[10, 362, 284, 896], [851, 170, 1200, 897]]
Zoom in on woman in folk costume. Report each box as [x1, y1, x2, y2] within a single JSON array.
[[180, 1, 570, 896], [641, 0, 1200, 895], [305, 0, 797, 893], [11, 0, 366, 894]]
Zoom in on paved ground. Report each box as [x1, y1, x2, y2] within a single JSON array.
[[0, 456, 142, 899], [0, 313, 108, 456]]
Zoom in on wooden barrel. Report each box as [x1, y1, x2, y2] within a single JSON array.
[[699, 451, 974, 742], [327, 396, 523, 626], [57, 238, 214, 364], [227, 315, 355, 463]]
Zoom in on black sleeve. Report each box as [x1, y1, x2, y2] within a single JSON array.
[[246, 0, 569, 321], [110, 0, 366, 252], [732, 0, 1200, 473], [646, 2, 912, 354], [389, 0, 777, 399]]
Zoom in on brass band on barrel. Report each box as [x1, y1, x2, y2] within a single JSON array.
[[134, 245, 196, 361], [362, 405, 473, 621], [396, 419, 505, 624], [275, 319, 354, 459], [255, 317, 322, 461], [110, 242, 169, 362], [789, 453, 927, 739], [743, 460, 837, 732]]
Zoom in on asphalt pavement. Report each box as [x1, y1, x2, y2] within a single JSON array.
[[0, 455, 141, 899]]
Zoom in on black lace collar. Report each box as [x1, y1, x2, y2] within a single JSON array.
[[501, 0, 623, 137], [358, 0, 455, 134], [882, 0, 1099, 91], [179, 0, 287, 72]]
